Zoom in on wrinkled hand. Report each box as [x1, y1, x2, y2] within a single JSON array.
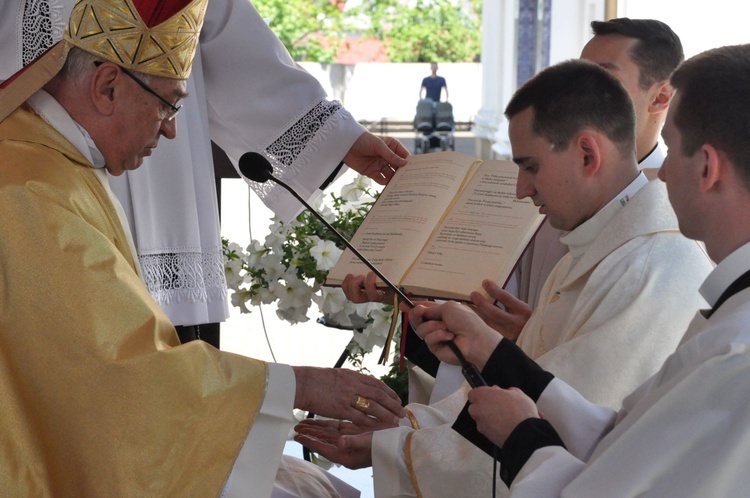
[[344, 133, 409, 185], [292, 366, 405, 428], [342, 272, 394, 304], [294, 419, 375, 469], [408, 301, 501, 370], [468, 386, 539, 447], [470, 279, 532, 342]]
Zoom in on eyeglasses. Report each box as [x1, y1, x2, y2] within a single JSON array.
[[94, 61, 182, 121]]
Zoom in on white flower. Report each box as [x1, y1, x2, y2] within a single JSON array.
[[276, 305, 310, 324], [254, 286, 276, 306], [230, 289, 254, 314], [259, 252, 286, 281], [340, 175, 372, 202], [243, 240, 268, 267], [223, 175, 389, 362], [264, 219, 288, 251], [309, 239, 344, 271], [277, 274, 314, 311], [224, 257, 245, 289], [225, 241, 243, 254], [318, 203, 337, 223], [313, 287, 349, 316], [351, 305, 397, 353]]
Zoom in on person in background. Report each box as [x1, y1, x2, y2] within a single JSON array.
[[420, 62, 448, 102]]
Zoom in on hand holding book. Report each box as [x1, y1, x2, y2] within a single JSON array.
[[325, 151, 544, 302]]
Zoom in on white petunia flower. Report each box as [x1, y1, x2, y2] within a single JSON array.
[[313, 287, 349, 316], [309, 239, 344, 271], [243, 240, 268, 267], [230, 289, 254, 314], [259, 252, 286, 281], [224, 257, 245, 289], [340, 175, 372, 202]]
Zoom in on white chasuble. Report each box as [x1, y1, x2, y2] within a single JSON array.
[[372, 178, 712, 497], [510, 249, 750, 497]]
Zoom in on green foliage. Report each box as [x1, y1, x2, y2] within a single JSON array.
[[253, 0, 481, 63], [380, 355, 410, 406], [349, 0, 481, 62], [252, 0, 343, 62]]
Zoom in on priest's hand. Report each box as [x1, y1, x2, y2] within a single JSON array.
[[468, 386, 539, 447], [294, 419, 375, 469], [470, 279, 532, 342], [292, 366, 405, 428], [344, 132, 409, 185], [408, 301, 501, 371]]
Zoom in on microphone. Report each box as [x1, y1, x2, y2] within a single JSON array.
[[238, 152, 487, 388], [239, 152, 415, 308]]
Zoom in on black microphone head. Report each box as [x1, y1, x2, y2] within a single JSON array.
[[239, 152, 274, 183]]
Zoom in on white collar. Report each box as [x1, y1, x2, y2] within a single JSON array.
[[27, 89, 106, 169], [638, 142, 666, 171], [700, 242, 750, 307], [561, 172, 649, 259]]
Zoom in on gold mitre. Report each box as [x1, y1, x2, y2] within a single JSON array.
[[0, 0, 207, 122], [66, 0, 208, 80]]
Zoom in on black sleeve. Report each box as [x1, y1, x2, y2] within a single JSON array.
[[481, 338, 554, 400], [451, 338, 555, 463], [452, 402, 498, 457], [403, 320, 440, 377], [499, 418, 565, 487]]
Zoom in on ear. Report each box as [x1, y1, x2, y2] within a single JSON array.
[[698, 144, 722, 193], [648, 81, 674, 114], [90, 63, 120, 117], [575, 132, 602, 178]]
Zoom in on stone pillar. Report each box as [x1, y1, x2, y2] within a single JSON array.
[[472, 0, 517, 159]]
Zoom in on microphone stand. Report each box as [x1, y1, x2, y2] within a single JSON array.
[[243, 156, 496, 497], [241, 158, 487, 388]]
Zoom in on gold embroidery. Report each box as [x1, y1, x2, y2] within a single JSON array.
[[65, 0, 208, 79], [405, 408, 420, 429], [405, 432, 424, 498]]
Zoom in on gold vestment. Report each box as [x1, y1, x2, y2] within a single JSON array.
[[0, 104, 268, 496]]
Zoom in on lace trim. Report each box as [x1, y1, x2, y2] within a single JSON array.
[[266, 99, 342, 167], [139, 250, 228, 306], [254, 99, 349, 206], [21, 0, 67, 66]]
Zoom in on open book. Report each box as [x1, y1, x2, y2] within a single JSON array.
[[325, 151, 545, 301]]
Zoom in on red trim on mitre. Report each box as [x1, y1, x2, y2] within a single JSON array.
[[132, 0, 195, 27]]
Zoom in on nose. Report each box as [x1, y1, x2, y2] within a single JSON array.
[[516, 172, 535, 199], [160, 117, 177, 140], [657, 164, 666, 182]]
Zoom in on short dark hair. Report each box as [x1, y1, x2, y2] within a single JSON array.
[[591, 18, 683, 89], [504, 59, 636, 160], [670, 44, 750, 188]]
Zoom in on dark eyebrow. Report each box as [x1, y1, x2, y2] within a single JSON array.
[[513, 156, 533, 167]]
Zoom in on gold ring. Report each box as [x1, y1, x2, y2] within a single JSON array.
[[354, 395, 370, 413]]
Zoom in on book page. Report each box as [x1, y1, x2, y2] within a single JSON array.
[[401, 160, 544, 301], [325, 151, 480, 287]]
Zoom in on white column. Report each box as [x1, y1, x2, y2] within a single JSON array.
[[472, 0, 517, 159]]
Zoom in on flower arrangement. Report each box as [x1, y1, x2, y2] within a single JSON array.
[[222, 175, 400, 357]]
